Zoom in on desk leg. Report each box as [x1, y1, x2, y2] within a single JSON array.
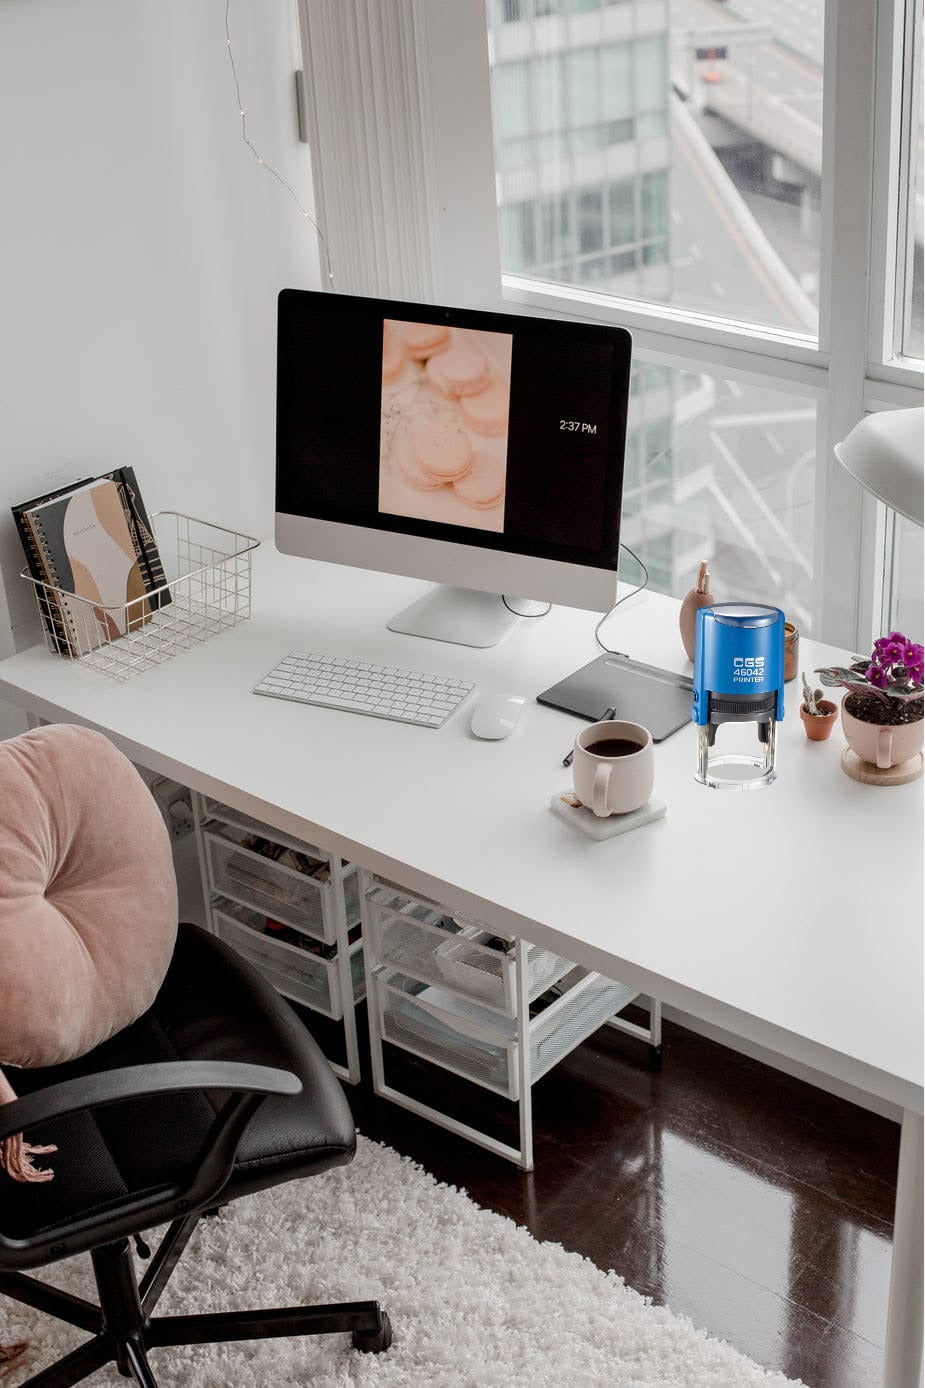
[[883, 1108, 923, 1388], [515, 939, 534, 1173]]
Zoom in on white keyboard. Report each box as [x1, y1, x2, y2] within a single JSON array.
[[253, 651, 474, 728]]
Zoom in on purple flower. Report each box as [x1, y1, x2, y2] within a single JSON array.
[[904, 643, 924, 682], [865, 632, 925, 689], [882, 639, 908, 664]]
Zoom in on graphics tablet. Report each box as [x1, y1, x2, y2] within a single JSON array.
[[537, 653, 693, 742]]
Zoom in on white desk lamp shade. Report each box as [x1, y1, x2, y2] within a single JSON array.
[[833, 407, 924, 525]]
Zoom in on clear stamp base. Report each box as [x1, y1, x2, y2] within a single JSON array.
[[695, 753, 777, 791]]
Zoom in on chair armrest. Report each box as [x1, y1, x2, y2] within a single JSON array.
[[0, 1061, 304, 1268], [0, 1061, 302, 1144]]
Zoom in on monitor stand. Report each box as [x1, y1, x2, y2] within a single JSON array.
[[387, 586, 547, 648]]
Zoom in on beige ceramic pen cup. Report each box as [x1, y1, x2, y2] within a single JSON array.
[[572, 720, 654, 817]]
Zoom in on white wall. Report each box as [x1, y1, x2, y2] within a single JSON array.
[[0, 0, 320, 735]]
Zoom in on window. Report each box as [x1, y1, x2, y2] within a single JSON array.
[[875, 508, 925, 643], [624, 364, 817, 625], [296, 0, 923, 647], [481, 0, 922, 641], [488, 0, 821, 333]]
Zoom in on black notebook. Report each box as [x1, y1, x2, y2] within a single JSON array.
[[537, 653, 693, 742], [108, 466, 170, 611]]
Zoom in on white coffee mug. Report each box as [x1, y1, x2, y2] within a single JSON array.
[[572, 720, 654, 817]]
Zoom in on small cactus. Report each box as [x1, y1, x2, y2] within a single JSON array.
[[801, 673, 825, 715]]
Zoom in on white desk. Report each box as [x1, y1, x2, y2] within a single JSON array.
[[1, 544, 921, 1388]]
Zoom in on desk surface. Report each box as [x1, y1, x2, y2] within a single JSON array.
[[1, 544, 921, 1112]]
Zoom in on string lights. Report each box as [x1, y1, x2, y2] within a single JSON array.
[[224, 0, 335, 287]]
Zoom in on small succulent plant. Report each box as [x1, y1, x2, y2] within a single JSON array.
[[800, 673, 827, 715]]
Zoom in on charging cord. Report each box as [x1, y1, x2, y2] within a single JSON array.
[[594, 543, 649, 654], [498, 542, 648, 635], [502, 596, 552, 618]]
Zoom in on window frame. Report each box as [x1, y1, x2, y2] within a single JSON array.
[[869, 0, 923, 374]]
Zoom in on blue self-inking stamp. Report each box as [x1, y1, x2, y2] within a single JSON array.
[[692, 603, 785, 789]]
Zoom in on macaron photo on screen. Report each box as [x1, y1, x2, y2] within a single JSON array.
[[276, 292, 628, 570], [379, 320, 513, 535]]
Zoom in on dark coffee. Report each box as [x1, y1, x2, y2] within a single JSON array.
[[586, 737, 642, 758]]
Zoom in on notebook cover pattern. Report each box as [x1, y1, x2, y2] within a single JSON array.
[[26, 479, 152, 654]]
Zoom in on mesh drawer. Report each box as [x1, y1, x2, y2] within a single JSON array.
[[213, 901, 345, 1016], [530, 976, 638, 1081], [368, 886, 570, 1015], [365, 880, 447, 927], [379, 983, 514, 1097], [377, 970, 638, 1100], [205, 828, 335, 944], [201, 797, 329, 859]]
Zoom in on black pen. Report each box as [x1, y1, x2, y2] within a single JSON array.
[[563, 706, 616, 767]]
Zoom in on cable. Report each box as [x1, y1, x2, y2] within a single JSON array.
[[225, 0, 335, 289], [594, 543, 650, 654], [502, 596, 552, 618]]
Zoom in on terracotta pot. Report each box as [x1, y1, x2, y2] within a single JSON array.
[[784, 621, 799, 683], [800, 699, 837, 741], [841, 696, 924, 768]]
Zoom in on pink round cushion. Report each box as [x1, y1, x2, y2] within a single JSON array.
[[0, 724, 178, 1069]]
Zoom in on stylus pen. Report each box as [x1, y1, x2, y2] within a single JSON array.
[[562, 706, 616, 767]]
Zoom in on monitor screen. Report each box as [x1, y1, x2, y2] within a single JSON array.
[[276, 290, 632, 632]]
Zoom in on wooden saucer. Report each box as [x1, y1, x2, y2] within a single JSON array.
[[840, 747, 924, 786]]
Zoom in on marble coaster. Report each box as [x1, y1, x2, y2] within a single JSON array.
[[549, 792, 666, 839]]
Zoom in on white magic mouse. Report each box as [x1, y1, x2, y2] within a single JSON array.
[[469, 694, 526, 740]]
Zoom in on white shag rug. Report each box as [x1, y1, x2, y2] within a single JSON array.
[[1, 1135, 805, 1388]]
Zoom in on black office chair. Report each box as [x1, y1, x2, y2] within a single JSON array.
[[0, 922, 392, 1386]]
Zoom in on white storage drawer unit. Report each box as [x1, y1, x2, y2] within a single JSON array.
[[193, 794, 365, 1083], [361, 871, 662, 1169]]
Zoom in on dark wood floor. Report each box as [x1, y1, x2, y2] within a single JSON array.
[[309, 1003, 899, 1388]]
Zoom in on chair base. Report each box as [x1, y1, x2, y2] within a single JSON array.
[[1, 1222, 392, 1387]]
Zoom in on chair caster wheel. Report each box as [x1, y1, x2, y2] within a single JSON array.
[[353, 1311, 392, 1353]]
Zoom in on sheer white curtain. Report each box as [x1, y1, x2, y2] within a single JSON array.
[[296, 0, 502, 307]]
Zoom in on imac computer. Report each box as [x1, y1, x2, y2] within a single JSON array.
[[276, 289, 632, 648]]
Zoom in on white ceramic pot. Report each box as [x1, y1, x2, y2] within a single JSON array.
[[841, 696, 924, 769]]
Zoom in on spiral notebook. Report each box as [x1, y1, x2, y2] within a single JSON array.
[[22, 479, 153, 655], [14, 468, 169, 653]]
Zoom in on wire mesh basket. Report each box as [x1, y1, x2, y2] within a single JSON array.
[[21, 512, 260, 681]]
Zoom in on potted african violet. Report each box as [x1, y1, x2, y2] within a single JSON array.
[[816, 631, 924, 771], [799, 673, 838, 741]]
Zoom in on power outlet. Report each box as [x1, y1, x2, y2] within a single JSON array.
[[150, 776, 195, 841]]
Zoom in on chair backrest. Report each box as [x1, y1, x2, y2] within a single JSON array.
[[0, 723, 178, 1070]]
